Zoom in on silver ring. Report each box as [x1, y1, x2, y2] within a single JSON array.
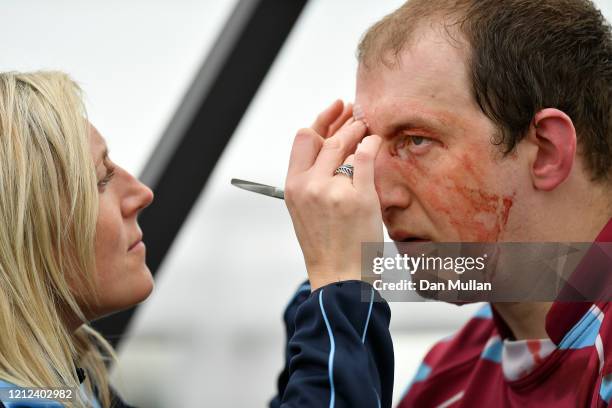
[[334, 164, 354, 178]]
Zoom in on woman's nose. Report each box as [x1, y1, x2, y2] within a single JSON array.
[[137, 182, 154, 212], [123, 171, 155, 217]]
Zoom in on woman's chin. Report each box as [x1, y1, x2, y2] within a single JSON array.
[[124, 268, 155, 306], [90, 271, 155, 319]]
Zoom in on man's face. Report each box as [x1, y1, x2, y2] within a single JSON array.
[[356, 25, 528, 243]]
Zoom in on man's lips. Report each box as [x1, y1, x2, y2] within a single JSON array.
[[388, 230, 431, 242]]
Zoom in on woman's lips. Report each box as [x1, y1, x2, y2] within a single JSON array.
[[128, 239, 144, 251]]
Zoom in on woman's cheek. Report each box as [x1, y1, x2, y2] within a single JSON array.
[[94, 205, 123, 279]]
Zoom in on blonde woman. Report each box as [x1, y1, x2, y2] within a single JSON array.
[[0, 71, 154, 407]]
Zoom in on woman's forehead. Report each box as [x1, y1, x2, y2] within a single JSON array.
[[88, 124, 108, 164]]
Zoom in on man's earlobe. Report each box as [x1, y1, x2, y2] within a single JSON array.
[[530, 108, 576, 191]]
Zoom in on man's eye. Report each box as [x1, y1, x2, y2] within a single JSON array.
[[411, 136, 427, 146], [395, 135, 435, 159]]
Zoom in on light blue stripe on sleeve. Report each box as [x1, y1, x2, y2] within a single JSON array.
[[319, 289, 336, 408], [374, 387, 381, 408], [600, 374, 612, 403], [400, 362, 432, 400], [559, 307, 602, 350], [412, 362, 432, 382], [481, 338, 503, 363], [474, 304, 493, 319], [361, 287, 375, 343]]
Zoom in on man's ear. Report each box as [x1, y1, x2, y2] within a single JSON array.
[[529, 108, 577, 191]]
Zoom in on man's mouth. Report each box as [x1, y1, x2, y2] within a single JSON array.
[[389, 231, 431, 242]]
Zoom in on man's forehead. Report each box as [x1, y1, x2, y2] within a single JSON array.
[[355, 31, 475, 135], [355, 71, 463, 135], [357, 101, 456, 137]]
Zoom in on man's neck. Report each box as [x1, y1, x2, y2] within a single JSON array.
[[494, 192, 612, 341], [492, 302, 553, 340]]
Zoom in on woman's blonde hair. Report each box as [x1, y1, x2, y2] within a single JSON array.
[[0, 71, 117, 407]]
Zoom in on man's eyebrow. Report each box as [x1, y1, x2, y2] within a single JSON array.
[[382, 113, 453, 138]]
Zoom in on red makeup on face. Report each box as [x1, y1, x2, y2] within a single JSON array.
[[355, 24, 523, 244], [411, 157, 515, 242], [379, 131, 515, 242]]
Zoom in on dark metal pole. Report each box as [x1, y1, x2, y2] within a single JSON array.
[[93, 0, 309, 346]]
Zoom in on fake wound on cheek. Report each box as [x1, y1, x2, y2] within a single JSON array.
[[443, 151, 515, 241], [416, 175, 515, 241], [449, 189, 514, 242], [395, 150, 515, 242]]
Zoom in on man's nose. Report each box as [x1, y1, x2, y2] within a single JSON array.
[[374, 153, 413, 217]]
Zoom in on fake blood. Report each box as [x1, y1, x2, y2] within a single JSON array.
[[394, 147, 515, 242]]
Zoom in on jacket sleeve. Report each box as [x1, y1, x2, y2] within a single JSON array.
[[270, 280, 394, 408]]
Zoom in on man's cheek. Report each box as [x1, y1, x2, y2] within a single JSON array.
[[378, 145, 516, 241], [444, 188, 514, 241], [421, 159, 515, 242]]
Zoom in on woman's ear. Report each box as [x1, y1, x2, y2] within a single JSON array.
[[529, 108, 577, 191]]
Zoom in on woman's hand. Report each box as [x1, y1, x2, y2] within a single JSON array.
[[285, 100, 384, 291]]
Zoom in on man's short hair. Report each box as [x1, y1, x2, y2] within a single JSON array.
[[358, 0, 612, 181]]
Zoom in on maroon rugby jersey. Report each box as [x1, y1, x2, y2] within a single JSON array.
[[398, 219, 612, 408]]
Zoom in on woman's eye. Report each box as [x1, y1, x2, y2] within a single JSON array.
[[97, 166, 116, 190]]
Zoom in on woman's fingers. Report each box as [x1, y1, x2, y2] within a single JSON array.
[[353, 135, 382, 191], [313, 120, 367, 177], [311, 99, 344, 136], [287, 127, 324, 178], [330, 154, 355, 182], [327, 103, 353, 137], [288, 100, 363, 180], [342, 154, 355, 167]]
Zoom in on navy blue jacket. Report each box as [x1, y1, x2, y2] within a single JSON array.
[[270, 280, 394, 408]]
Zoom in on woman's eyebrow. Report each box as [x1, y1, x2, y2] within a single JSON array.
[[96, 147, 109, 167]]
